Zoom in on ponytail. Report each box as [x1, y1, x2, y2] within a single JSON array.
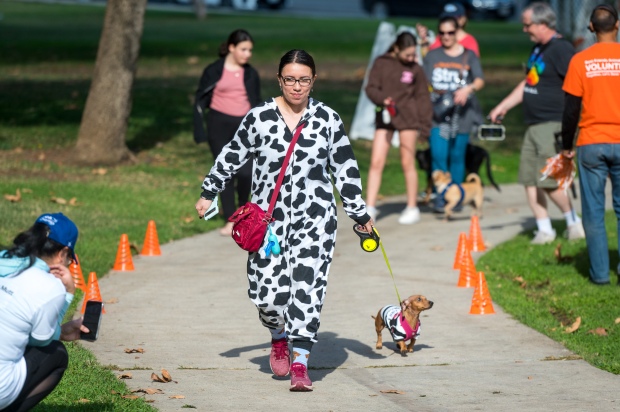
[[3, 222, 65, 270]]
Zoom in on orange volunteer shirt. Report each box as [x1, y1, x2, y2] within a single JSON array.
[[563, 42, 620, 146]]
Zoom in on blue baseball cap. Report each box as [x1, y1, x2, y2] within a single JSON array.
[[440, 2, 466, 18], [36, 213, 78, 258]]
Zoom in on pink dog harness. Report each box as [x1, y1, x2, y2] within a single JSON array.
[[380, 305, 421, 342]]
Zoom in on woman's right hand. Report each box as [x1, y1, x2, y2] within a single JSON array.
[[50, 264, 75, 295], [195, 197, 213, 219]]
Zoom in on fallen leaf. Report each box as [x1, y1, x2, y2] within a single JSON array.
[[527, 376, 533, 380], [554, 243, 573, 263], [181, 181, 190, 187], [615, 317, 620, 324], [117, 373, 132, 379], [133, 388, 163, 395], [105, 297, 119, 304], [38, 153, 46, 161], [50, 196, 67, 205], [514, 276, 524, 283], [4, 189, 21, 203], [110, 390, 119, 395], [187, 56, 199, 65], [121, 395, 140, 400], [380, 389, 405, 394], [587, 328, 608, 336], [92, 167, 108, 175], [169, 395, 185, 399], [78, 398, 90, 403], [430, 245, 443, 251], [183, 216, 194, 223], [161, 369, 173, 382], [564, 317, 581, 333], [145, 399, 155, 403], [151, 372, 166, 383], [124, 348, 145, 354], [21, 188, 32, 193], [68, 197, 79, 206]]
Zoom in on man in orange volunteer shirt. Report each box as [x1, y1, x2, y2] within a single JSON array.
[[561, 4, 620, 286]]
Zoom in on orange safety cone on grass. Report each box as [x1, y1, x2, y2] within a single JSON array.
[[470, 271, 495, 315], [453, 232, 469, 270], [81, 272, 106, 314], [141, 220, 161, 256], [69, 253, 87, 293], [457, 249, 476, 288], [113, 234, 134, 271], [468, 215, 486, 252]]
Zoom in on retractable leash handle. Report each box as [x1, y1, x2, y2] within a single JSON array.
[[202, 200, 219, 221], [353, 224, 380, 253]]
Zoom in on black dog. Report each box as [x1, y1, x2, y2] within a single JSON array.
[[416, 144, 500, 203]]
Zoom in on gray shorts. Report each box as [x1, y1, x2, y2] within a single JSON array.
[[518, 122, 561, 188]]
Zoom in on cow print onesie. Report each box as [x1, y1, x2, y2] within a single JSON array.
[[201, 97, 369, 346]]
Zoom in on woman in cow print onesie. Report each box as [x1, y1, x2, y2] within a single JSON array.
[[195, 50, 373, 392]]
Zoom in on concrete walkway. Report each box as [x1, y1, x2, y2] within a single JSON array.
[[84, 183, 619, 411]]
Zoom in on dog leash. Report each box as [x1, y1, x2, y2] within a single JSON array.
[[376, 228, 402, 305], [354, 224, 403, 304]]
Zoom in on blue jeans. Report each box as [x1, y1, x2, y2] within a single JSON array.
[[577, 144, 620, 284], [429, 128, 469, 184]]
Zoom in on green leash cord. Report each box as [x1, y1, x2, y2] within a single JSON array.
[[379, 237, 402, 304]]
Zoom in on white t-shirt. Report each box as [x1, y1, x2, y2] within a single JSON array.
[[0, 263, 66, 409]]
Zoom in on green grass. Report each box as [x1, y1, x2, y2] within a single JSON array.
[[1, 2, 614, 410], [477, 216, 620, 374]]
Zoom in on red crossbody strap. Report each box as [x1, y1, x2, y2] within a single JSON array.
[[267, 122, 305, 216]]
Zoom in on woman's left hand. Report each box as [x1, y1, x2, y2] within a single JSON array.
[[50, 264, 75, 295], [453, 86, 471, 106]]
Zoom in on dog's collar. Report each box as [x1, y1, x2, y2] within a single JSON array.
[[440, 182, 465, 208], [394, 312, 421, 341]]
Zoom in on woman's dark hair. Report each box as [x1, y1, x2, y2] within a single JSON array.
[[2, 222, 65, 271], [278, 49, 316, 76], [388, 31, 417, 53], [438, 16, 459, 31], [218, 29, 253, 58]]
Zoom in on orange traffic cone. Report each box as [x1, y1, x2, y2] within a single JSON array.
[[113, 234, 135, 271], [69, 253, 87, 293], [457, 249, 476, 288], [468, 215, 486, 252], [453, 232, 469, 270], [81, 272, 106, 314], [470, 272, 495, 314], [141, 220, 161, 256]]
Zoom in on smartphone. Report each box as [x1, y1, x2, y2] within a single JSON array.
[[478, 124, 506, 141], [80, 300, 103, 342]]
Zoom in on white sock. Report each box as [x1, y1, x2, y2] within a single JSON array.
[[291, 347, 310, 366], [536, 218, 553, 234], [270, 327, 286, 341], [564, 210, 581, 226]]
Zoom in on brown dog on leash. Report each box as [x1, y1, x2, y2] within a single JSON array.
[[432, 170, 484, 221], [373, 295, 434, 355]]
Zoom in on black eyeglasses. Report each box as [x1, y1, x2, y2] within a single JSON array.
[[439, 30, 457, 36], [280, 76, 313, 87]]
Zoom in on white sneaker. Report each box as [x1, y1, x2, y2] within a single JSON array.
[[367, 206, 378, 221], [567, 221, 585, 240], [398, 207, 420, 225], [531, 229, 556, 245]]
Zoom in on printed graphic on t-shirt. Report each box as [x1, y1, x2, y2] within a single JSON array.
[[430, 62, 469, 92], [400, 70, 414, 84], [526, 48, 546, 87], [584, 58, 620, 78]]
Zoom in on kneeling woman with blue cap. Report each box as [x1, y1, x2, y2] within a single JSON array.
[[0, 213, 89, 412]]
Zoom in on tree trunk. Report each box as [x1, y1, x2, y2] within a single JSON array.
[[74, 0, 147, 165], [193, 0, 207, 20]]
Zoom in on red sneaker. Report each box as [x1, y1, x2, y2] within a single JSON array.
[[269, 338, 290, 377], [289, 362, 313, 392]]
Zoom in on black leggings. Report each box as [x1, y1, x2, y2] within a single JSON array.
[[4, 341, 68, 412], [206, 109, 252, 220]]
